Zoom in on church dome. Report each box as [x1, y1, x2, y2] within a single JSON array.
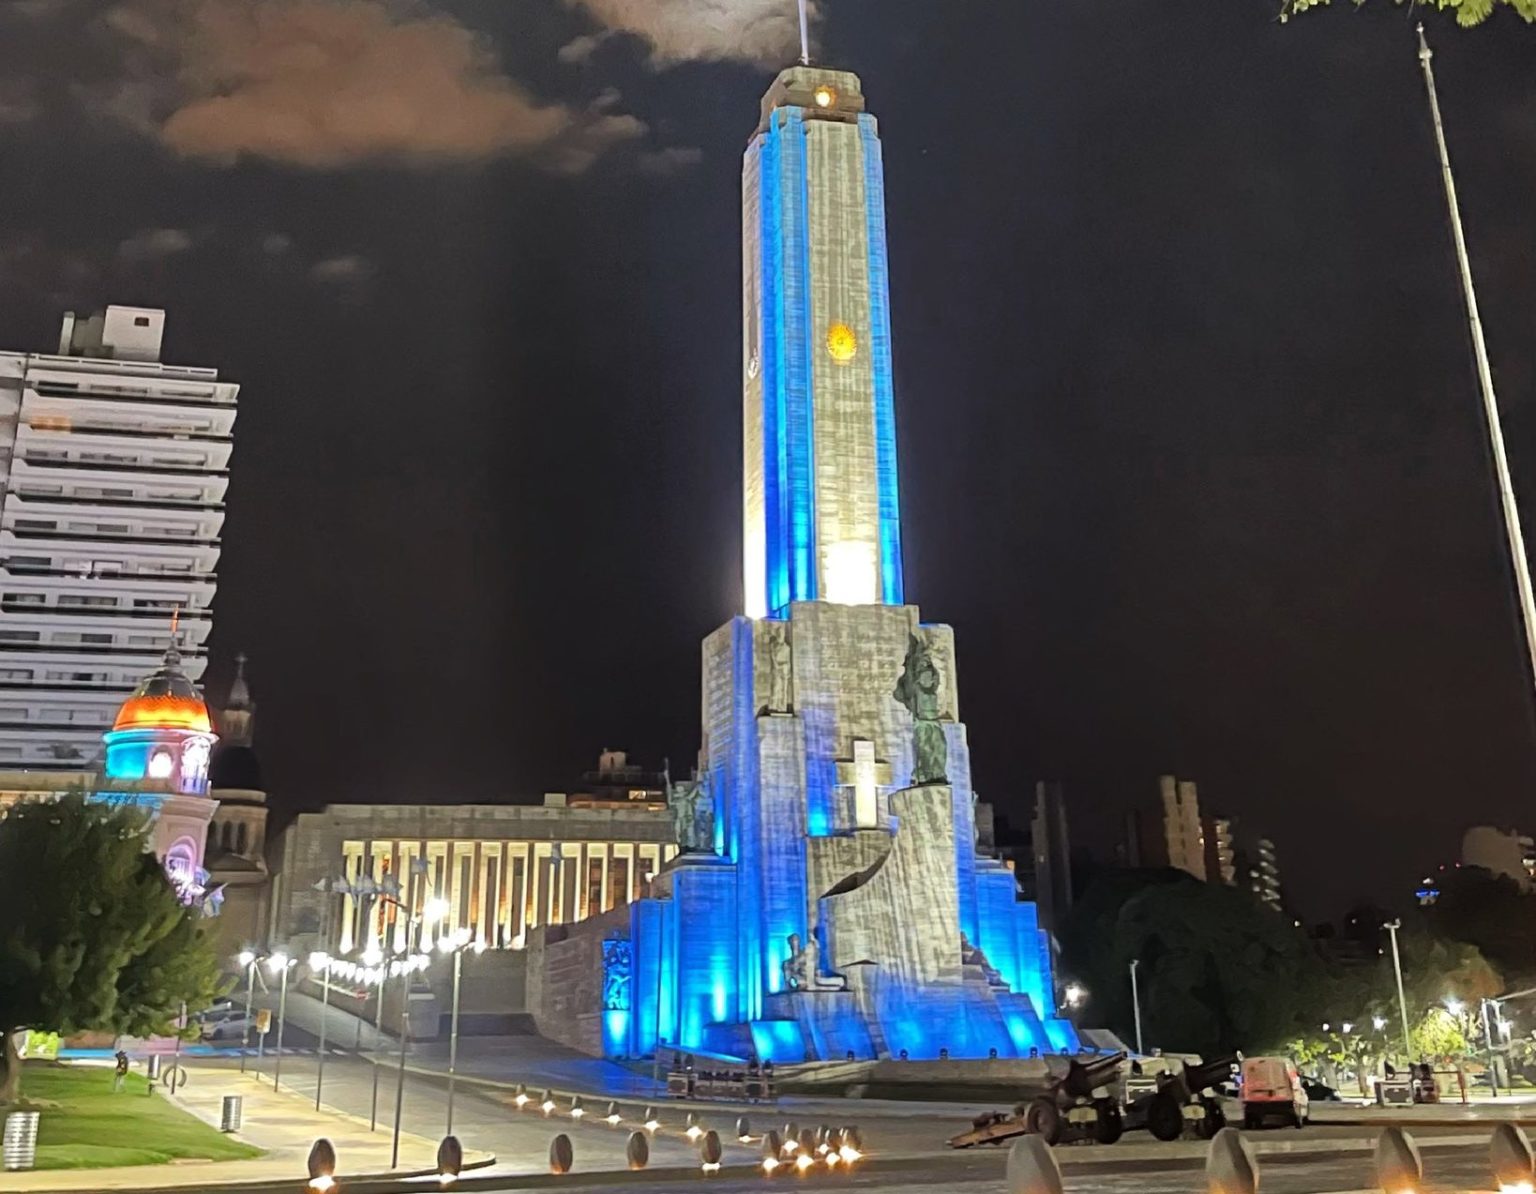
[[112, 642, 213, 734]]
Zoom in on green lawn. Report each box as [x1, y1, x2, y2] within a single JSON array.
[[9, 1062, 263, 1170]]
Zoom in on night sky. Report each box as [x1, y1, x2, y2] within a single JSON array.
[[0, 0, 1532, 919]]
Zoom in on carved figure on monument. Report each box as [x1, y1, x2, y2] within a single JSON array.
[[781, 930, 846, 992], [668, 775, 716, 854], [764, 622, 793, 714], [892, 633, 948, 785], [960, 934, 1004, 987], [602, 939, 633, 1010]]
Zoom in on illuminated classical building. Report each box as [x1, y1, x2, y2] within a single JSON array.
[[0, 305, 236, 769], [266, 755, 677, 956], [527, 57, 1078, 1064]]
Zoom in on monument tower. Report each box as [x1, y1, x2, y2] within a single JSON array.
[[540, 15, 1079, 1064]]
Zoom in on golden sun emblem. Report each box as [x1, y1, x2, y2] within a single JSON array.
[[826, 323, 858, 362]]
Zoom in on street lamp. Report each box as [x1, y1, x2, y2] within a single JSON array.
[[1064, 983, 1087, 1010], [1129, 960, 1144, 1055], [236, 949, 265, 1076], [438, 928, 487, 1137], [362, 943, 386, 1131], [1445, 998, 1465, 1017], [309, 952, 333, 1112], [1385, 919, 1413, 1065], [267, 952, 296, 1093]]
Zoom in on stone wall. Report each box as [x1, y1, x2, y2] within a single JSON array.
[[527, 905, 630, 1057]]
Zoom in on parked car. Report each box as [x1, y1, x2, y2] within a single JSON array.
[[199, 1012, 254, 1042], [1240, 1056, 1310, 1129]]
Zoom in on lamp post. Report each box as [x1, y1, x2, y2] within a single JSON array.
[[362, 944, 385, 1131], [438, 926, 486, 1137], [236, 949, 263, 1075], [389, 864, 432, 1170], [268, 952, 295, 1092], [1129, 959, 1144, 1056], [1386, 919, 1413, 1065], [1481, 998, 1501, 1098], [309, 951, 332, 1112]]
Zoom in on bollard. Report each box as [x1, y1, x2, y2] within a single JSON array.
[[685, 1111, 704, 1141], [815, 1125, 832, 1155], [606, 1101, 623, 1126], [306, 1138, 337, 1193], [549, 1132, 574, 1175], [570, 1096, 586, 1120], [782, 1122, 800, 1153], [437, 1135, 463, 1184], [762, 1130, 783, 1175], [540, 1089, 556, 1116], [514, 1083, 530, 1109], [626, 1130, 650, 1170], [737, 1115, 752, 1142], [643, 1105, 661, 1132], [1491, 1123, 1535, 1192], [1206, 1127, 1258, 1194], [701, 1129, 723, 1172], [842, 1125, 863, 1152], [3, 1111, 40, 1172], [219, 1094, 243, 1133], [1375, 1127, 1423, 1194], [1006, 1135, 1064, 1194], [796, 1127, 817, 1171]]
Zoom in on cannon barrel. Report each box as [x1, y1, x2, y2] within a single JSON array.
[[1059, 1051, 1127, 1100], [1182, 1055, 1238, 1095]]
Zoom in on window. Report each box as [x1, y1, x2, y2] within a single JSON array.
[[8, 557, 48, 570], [0, 669, 33, 681], [3, 593, 44, 605], [59, 595, 116, 608], [81, 633, 112, 645], [133, 316, 151, 327], [0, 631, 40, 642], [14, 519, 55, 531]]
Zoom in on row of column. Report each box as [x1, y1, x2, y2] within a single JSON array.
[[335, 837, 675, 955]]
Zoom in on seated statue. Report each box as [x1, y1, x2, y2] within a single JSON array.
[[781, 931, 846, 992]]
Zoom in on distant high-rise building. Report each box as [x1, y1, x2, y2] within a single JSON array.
[[1240, 836, 1284, 913], [1031, 780, 1074, 935], [1202, 814, 1237, 885], [1125, 775, 1207, 880], [1461, 826, 1536, 888], [0, 306, 236, 767]]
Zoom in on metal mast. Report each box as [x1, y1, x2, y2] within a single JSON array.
[[798, 0, 811, 65], [1417, 24, 1536, 698]]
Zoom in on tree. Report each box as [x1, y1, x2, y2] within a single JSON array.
[[0, 796, 227, 1103], [1281, 0, 1536, 26], [1422, 867, 1536, 983], [1059, 870, 1326, 1057]]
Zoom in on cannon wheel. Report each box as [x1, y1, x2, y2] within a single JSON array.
[[1194, 1098, 1225, 1140], [1092, 1100, 1124, 1145], [1146, 1091, 1185, 1142], [1023, 1097, 1062, 1146]]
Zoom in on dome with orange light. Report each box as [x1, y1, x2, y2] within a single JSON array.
[[112, 643, 213, 734]]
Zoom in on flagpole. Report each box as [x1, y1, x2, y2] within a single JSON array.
[[798, 0, 811, 65], [1417, 24, 1536, 702]]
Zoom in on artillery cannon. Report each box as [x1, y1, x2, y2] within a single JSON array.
[[1126, 1054, 1236, 1141], [947, 1051, 1128, 1149]]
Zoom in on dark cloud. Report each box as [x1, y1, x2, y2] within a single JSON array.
[[563, 0, 818, 64]]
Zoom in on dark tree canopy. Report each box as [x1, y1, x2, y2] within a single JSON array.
[[0, 796, 226, 1102], [1059, 869, 1326, 1057], [1422, 866, 1536, 982], [1283, 0, 1536, 25]]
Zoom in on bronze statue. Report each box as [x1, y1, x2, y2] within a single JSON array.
[[893, 633, 948, 784]]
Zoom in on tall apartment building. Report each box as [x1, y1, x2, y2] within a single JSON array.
[[0, 306, 236, 767], [1125, 774, 1207, 880]]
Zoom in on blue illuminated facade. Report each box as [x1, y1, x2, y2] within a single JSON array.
[[595, 65, 1079, 1066]]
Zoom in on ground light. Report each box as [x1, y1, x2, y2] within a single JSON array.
[[306, 1138, 337, 1192]]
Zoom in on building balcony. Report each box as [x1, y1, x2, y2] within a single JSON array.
[[0, 562, 218, 587]]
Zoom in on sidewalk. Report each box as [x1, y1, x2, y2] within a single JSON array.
[[7, 1065, 491, 1191]]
